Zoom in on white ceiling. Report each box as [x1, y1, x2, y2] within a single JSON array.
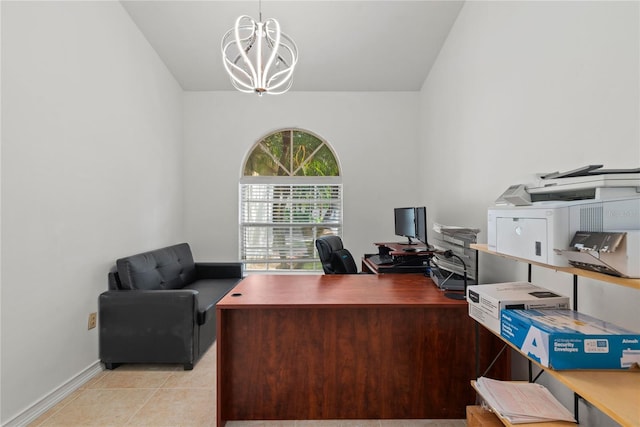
[[120, 0, 464, 92]]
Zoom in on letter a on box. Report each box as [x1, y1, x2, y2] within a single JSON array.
[[521, 327, 549, 367]]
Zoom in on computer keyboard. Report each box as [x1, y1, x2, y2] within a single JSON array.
[[368, 254, 394, 265]]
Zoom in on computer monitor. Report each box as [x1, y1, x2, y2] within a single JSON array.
[[415, 206, 428, 247], [394, 207, 417, 245]]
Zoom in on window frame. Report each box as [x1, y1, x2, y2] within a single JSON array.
[[239, 129, 342, 273]]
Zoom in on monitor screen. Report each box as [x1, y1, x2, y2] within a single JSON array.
[[415, 206, 428, 246], [394, 207, 416, 244]]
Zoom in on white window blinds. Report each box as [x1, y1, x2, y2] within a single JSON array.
[[240, 182, 343, 272]]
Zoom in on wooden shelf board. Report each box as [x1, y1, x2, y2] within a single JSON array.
[[542, 369, 640, 427], [471, 244, 640, 290]]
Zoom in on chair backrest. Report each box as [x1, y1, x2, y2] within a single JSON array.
[[315, 236, 358, 274]]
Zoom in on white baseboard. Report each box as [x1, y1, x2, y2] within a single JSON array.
[[3, 361, 103, 427]]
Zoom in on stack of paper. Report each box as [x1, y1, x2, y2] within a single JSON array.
[[475, 377, 576, 424], [432, 222, 480, 242], [431, 222, 479, 283]]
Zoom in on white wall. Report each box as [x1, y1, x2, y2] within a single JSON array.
[[183, 91, 420, 263], [419, 2, 639, 426], [1, 2, 184, 423]]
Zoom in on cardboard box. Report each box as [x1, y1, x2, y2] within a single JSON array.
[[466, 405, 502, 427], [501, 309, 640, 370], [467, 282, 570, 334]]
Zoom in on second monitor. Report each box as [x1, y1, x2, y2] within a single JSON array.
[[394, 206, 428, 246]]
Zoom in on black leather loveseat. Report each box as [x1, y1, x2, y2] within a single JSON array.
[[99, 243, 243, 370]]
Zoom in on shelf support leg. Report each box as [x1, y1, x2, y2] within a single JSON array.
[[475, 322, 480, 379], [532, 368, 544, 383], [481, 343, 508, 378], [573, 274, 578, 311]]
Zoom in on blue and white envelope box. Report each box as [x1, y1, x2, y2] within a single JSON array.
[[500, 309, 640, 370]]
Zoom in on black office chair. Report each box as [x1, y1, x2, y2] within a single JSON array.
[[315, 235, 358, 274]]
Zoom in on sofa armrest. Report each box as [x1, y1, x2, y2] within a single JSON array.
[[99, 289, 198, 323], [99, 290, 199, 364], [195, 262, 243, 279]]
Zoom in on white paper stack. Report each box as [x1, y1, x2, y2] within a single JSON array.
[[475, 377, 576, 424], [431, 222, 479, 284]]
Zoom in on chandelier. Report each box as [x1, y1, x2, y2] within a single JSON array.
[[221, 2, 298, 95]]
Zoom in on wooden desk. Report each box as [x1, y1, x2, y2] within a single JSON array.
[[216, 274, 509, 426]]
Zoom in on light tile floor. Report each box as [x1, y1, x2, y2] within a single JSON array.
[[29, 344, 466, 427]]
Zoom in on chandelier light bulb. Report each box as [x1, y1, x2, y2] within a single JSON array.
[[222, 14, 298, 95]]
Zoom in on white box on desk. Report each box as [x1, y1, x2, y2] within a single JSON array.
[[466, 282, 570, 334], [501, 309, 640, 370]]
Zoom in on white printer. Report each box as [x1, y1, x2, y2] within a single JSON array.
[[488, 165, 640, 269]]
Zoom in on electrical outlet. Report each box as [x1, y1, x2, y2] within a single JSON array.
[[88, 312, 97, 330]]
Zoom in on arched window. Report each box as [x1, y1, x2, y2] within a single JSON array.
[[240, 129, 342, 272]]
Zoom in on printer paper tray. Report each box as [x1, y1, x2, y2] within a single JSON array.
[[555, 249, 629, 278]]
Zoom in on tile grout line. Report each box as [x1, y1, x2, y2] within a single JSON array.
[[122, 387, 163, 426], [85, 369, 174, 426]]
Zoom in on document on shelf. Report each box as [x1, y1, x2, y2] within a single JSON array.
[[475, 377, 576, 424], [432, 222, 480, 235]]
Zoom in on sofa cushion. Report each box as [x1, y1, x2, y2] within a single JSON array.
[[116, 243, 197, 290], [184, 278, 239, 324]]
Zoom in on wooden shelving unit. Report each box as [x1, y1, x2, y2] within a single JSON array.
[[470, 243, 640, 427]]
